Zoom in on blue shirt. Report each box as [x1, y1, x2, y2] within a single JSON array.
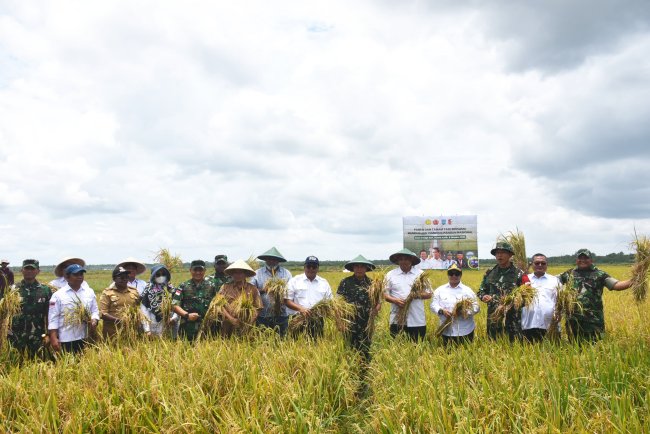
[[250, 265, 292, 318]]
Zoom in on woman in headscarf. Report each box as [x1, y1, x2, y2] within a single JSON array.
[[219, 260, 262, 337], [140, 265, 178, 337]]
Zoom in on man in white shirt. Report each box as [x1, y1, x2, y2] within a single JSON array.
[[117, 257, 148, 295], [521, 253, 559, 342], [285, 256, 332, 340], [430, 264, 479, 344], [429, 247, 445, 270], [384, 248, 432, 341], [414, 250, 432, 270], [47, 264, 100, 354]]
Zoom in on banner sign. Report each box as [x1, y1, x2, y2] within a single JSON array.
[[403, 215, 479, 269]]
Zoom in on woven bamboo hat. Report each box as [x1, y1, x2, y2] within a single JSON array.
[[389, 248, 420, 266], [257, 247, 287, 262], [344, 254, 376, 272], [54, 257, 86, 277], [225, 259, 256, 278], [117, 257, 147, 275]]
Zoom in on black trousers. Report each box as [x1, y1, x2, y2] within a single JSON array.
[[522, 328, 546, 343], [61, 340, 86, 354], [442, 331, 474, 346], [389, 324, 426, 342]]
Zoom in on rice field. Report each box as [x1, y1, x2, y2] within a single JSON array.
[[1, 265, 649, 432]]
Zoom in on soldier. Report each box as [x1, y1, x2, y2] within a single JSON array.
[[337, 255, 379, 362], [99, 266, 141, 340], [477, 241, 529, 341], [208, 254, 232, 291], [0, 259, 14, 294], [172, 260, 218, 341], [250, 247, 292, 336], [558, 249, 632, 342], [48, 264, 100, 354], [5, 259, 53, 358], [49, 257, 90, 290]]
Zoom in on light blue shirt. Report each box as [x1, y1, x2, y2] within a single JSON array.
[[250, 265, 292, 318]]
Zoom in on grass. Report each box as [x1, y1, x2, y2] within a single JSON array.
[[0, 265, 649, 432]]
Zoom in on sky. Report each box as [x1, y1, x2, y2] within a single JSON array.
[[1, 0, 650, 266]]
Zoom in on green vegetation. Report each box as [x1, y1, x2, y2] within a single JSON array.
[[0, 266, 648, 432]]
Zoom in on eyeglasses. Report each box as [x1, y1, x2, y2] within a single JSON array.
[[448, 272, 461, 277], [533, 262, 547, 266]]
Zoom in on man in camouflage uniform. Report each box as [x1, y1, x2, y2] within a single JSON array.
[[337, 255, 378, 363], [5, 259, 53, 358], [99, 266, 141, 340], [558, 249, 631, 342], [172, 260, 218, 341], [208, 254, 232, 291], [477, 241, 529, 341]]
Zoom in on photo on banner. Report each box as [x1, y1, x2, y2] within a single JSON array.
[[403, 215, 479, 270]]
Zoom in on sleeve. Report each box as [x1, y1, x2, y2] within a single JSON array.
[[89, 292, 100, 321], [429, 289, 442, 313], [48, 294, 61, 330], [324, 281, 333, 300], [476, 272, 490, 298], [337, 279, 349, 300], [285, 278, 295, 301], [603, 275, 619, 290], [469, 290, 480, 315], [250, 273, 260, 289], [383, 274, 392, 296], [171, 285, 183, 306], [98, 291, 110, 316]]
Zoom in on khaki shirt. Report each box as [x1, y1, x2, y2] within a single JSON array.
[[99, 286, 140, 338]]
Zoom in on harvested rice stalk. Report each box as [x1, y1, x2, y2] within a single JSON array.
[[630, 232, 650, 303], [396, 271, 431, 326], [230, 292, 258, 327], [115, 305, 149, 343], [547, 275, 583, 340], [246, 255, 260, 271], [289, 296, 355, 333], [264, 278, 288, 317], [365, 267, 388, 336], [153, 248, 184, 273], [0, 285, 21, 350], [500, 228, 529, 273], [198, 294, 228, 339], [435, 298, 475, 337], [64, 294, 92, 327], [489, 283, 537, 324], [159, 288, 175, 336]]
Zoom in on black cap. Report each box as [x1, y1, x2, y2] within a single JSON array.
[[191, 260, 207, 270], [304, 256, 319, 266], [22, 259, 39, 269], [112, 266, 130, 279]]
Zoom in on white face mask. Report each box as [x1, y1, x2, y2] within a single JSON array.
[[154, 276, 167, 284]]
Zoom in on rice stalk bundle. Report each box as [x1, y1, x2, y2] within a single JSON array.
[[64, 294, 92, 327], [489, 283, 537, 324], [365, 267, 388, 336], [0, 285, 21, 350], [435, 298, 475, 337], [396, 271, 431, 326], [629, 232, 650, 303], [152, 248, 184, 273], [289, 296, 356, 333], [198, 294, 228, 339], [115, 305, 149, 344], [230, 292, 258, 329], [500, 228, 528, 273], [264, 278, 288, 317], [547, 275, 583, 340], [158, 288, 175, 336], [246, 255, 260, 271]]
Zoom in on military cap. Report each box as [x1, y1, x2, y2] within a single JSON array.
[[490, 241, 515, 256], [22, 259, 39, 269], [112, 266, 130, 279], [344, 254, 376, 272], [257, 247, 287, 263], [190, 259, 207, 270], [389, 248, 421, 266], [214, 255, 228, 264], [575, 249, 594, 259]]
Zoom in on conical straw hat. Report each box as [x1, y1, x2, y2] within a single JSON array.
[[224, 259, 256, 278]]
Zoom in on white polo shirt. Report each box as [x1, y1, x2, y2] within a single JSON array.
[[430, 282, 479, 336], [48, 284, 100, 342], [385, 267, 429, 327], [521, 273, 559, 330], [285, 273, 332, 312]]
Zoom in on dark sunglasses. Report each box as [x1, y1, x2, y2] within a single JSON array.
[[448, 271, 462, 277]]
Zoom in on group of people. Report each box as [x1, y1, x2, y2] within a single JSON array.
[[413, 248, 475, 270], [0, 242, 631, 361]]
